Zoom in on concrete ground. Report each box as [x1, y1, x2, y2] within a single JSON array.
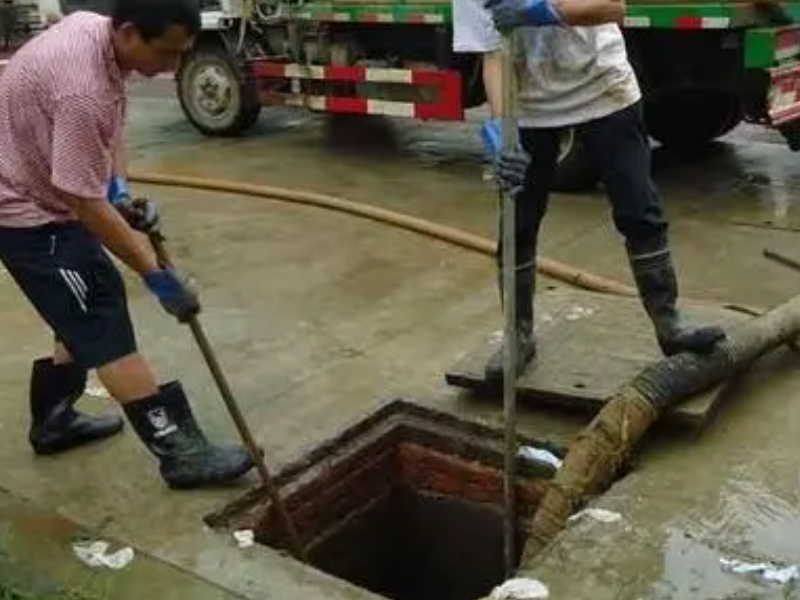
[[2, 79, 800, 599]]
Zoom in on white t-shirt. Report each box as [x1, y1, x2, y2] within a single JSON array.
[[452, 0, 502, 52], [515, 24, 642, 128], [450, 0, 641, 128]]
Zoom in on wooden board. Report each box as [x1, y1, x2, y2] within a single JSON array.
[[445, 288, 751, 429]]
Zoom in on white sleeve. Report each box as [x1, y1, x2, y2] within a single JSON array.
[[452, 0, 503, 53]]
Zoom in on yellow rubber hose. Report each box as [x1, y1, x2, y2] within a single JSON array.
[[129, 170, 639, 298]]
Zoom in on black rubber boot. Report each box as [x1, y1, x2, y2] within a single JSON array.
[[628, 236, 726, 356], [123, 382, 254, 489], [485, 262, 538, 385], [29, 358, 124, 455]]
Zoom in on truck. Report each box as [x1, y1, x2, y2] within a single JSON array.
[[61, 0, 800, 189]]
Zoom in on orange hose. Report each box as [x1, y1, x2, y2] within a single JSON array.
[[130, 170, 638, 298]]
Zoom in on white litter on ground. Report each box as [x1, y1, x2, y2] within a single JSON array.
[[233, 529, 255, 549], [517, 446, 563, 470], [490, 577, 550, 599], [489, 330, 504, 344], [720, 558, 800, 585], [73, 541, 134, 570], [568, 508, 623, 524], [564, 306, 596, 322]]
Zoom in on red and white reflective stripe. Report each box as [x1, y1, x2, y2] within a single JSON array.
[[252, 61, 463, 120], [261, 63, 415, 84], [623, 15, 730, 28], [265, 85, 460, 120], [361, 13, 396, 23], [255, 62, 422, 84], [768, 63, 800, 125], [284, 95, 418, 117], [407, 13, 445, 23], [675, 16, 730, 29], [278, 94, 457, 119], [776, 29, 800, 61]]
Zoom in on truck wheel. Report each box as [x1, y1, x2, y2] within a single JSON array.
[[552, 128, 602, 192], [645, 92, 742, 149], [177, 44, 261, 136]]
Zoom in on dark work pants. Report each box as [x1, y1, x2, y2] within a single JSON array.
[[499, 101, 669, 270]]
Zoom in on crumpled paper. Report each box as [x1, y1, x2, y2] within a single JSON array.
[[720, 557, 800, 585], [73, 541, 134, 570], [517, 446, 563, 470], [490, 578, 549, 599], [568, 508, 623, 524], [564, 305, 595, 322], [233, 529, 255, 549]]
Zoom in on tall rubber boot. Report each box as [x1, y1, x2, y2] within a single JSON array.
[[485, 261, 538, 385], [628, 236, 726, 356], [29, 358, 124, 455], [123, 381, 254, 489]]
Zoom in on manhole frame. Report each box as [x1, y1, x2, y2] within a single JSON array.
[[205, 398, 566, 599]]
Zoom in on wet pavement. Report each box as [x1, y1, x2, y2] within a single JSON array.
[[0, 490, 240, 599], [2, 78, 800, 598]]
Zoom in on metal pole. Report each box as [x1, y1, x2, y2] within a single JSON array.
[[149, 232, 308, 562], [500, 32, 519, 578]]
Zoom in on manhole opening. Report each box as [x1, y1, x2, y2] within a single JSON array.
[[206, 400, 565, 600]]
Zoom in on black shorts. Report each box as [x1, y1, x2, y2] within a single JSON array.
[[0, 222, 137, 369]]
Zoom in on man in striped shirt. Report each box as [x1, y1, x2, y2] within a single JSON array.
[[0, 0, 255, 489]]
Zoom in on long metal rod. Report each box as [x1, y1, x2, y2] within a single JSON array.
[[500, 32, 519, 579], [149, 233, 307, 562]]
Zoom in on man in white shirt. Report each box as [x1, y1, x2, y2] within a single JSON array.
[[452, 0, 504, 158], [482, 0, 725, 383]]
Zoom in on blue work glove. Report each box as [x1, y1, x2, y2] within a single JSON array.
[[107, 175, 129, 204], [481, 117, 503, 162], [485, 0, 562, 30], [496, 150, 530, 195], [144, 269, 200, 323], [108, 176, 160, 233]]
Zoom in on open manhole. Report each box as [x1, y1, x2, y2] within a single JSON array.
[[206, 400, 565, 600]]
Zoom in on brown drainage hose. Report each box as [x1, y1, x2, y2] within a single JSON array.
[[129, 171, 638, 298]]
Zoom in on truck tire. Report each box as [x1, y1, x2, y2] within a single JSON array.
[[177, 43, 261, 137], [552, 128, 602, 192], [645, 91, 743, 149]]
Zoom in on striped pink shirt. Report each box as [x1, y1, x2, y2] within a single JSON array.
[[0, 12, 127, 228]]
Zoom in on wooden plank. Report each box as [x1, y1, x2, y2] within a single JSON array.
[[445, 288, 751, 429]]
